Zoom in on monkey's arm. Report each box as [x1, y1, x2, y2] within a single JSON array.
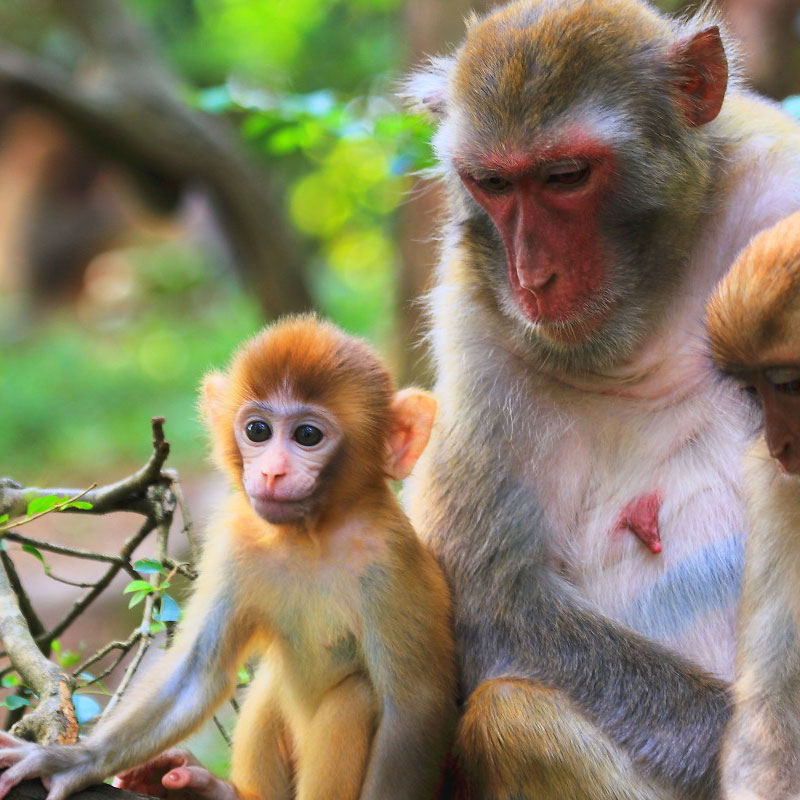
[[358, 542, 457, 800], [722, 449, 800, 799], [0, 535, 255, 800], [431, 475, 731, 800]]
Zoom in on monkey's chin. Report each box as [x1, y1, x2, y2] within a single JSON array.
[[509, 284, 612, 344], [249, 495, 312, 525]]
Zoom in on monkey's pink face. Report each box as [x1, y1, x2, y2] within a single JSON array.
[[458, 139, 616, 335], [741, 367, 800, 476], [234, 398, 342, 524]]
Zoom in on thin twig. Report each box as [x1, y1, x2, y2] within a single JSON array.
[[0, 552, 45, 643], [74, 631, 143, 688], [101, 634, 151, 719], [162, 558, 197, 581], [44, 573, 96, 589], [2, 533, 124, 564], [212, 716, 232, 747], [37, 519, 155, 645], [163, 470, 199, 565], [0, 485, 97, 533]]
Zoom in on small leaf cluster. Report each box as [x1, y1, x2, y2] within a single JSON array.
[[124, 559, 182, 624]]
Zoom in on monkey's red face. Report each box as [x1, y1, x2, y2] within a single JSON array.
[[458, 139, 616, 334], [234, 397, 343, 524]]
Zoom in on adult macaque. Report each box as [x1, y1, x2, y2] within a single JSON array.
[[707, 210, 800, 800], [404, 0, 800, 797], [0, 316, 456, 800]]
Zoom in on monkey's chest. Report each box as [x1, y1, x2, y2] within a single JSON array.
[[258, 570, 366, 693], [535, 404, 747, 679]]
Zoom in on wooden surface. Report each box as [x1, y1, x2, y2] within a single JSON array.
[[6, 781, 154, 800]]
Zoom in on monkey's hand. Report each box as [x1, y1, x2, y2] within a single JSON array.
[[114, 749, 239, 800], [0, 731, 105, 800]]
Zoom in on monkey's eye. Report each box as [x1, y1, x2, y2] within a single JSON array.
[[775, 379, 800, 395], [294, 425, 323, 447], [474, 175, 513, 194], [765, 367, 800, 395], [545, 163, 590, 187], [245, 420, 272, 442]]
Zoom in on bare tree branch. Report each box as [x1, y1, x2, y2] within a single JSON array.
[[0, 559, 77, 744], [0, 419, 171, 520]]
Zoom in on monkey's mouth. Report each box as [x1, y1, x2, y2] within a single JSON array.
[[511, 284, 615, 343], [507, 264, 612, 339], [249, 494, 313, 524]]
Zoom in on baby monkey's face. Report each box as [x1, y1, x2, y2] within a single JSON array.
[[737, 364, 800, 475], [234, 393, 343, 524]]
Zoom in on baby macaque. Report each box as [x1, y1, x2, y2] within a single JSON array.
[[0, 315, 456, 800], [707, 209, 800, 799]]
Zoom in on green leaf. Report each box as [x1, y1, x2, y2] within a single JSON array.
[[51, 639, 61, 653], [128, 590, 149, 609], [134, 558, 164, 575], [61, 501, 93, 511], [21, 544, 45, 564], [123, 580, 154, 594], [0, 514, 8, 525], [26, 495, 64, 515], [237, 666, 252, 685], [2, 674, 20, 688], [72, 694, 101, 724], [149, 621, 167, 635], [58, 650, 81, 668], [155, 593, 181, 623], [4, 696, 32, 710]]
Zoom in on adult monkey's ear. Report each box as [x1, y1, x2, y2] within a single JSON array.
[[402, 56, 454, 118], [671, 26, 728, 127], [386, 389, 438, 480]]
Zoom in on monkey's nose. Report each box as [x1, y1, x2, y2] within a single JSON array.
[[264, 472, 286, 491], [518, 269, 557, 293], [769, 438, 797, 473]]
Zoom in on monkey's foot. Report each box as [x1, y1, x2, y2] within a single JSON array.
[[616, 492, 662, 554]]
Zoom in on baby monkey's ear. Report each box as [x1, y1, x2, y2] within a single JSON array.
[[386, 389, 438, 480], [200, 371, 229, 428]]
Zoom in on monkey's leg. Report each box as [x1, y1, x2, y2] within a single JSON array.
[[453, 678, 677, 800], [294, 674, 376, 800], [230, 665, 292, 800]]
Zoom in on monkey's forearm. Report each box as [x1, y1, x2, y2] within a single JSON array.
[[83, 650, 237, 776], [83, 586, 247, 778], [458, 571, 730, 798]]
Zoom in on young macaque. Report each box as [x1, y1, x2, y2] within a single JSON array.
[[707, 209, 800, 800], [0, 315, 456, 800]]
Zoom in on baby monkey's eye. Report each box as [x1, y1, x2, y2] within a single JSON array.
[[245, 420, 272, 442], [294, 425, 323, 447]]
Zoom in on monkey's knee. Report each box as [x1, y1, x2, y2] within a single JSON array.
[[453, 678, 673, 800]]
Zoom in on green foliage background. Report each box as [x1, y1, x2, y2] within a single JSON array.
[[2, 0, 792, 482], [0, 0, 432, 480]]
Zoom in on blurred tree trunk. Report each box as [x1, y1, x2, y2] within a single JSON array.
[[0, 0, 312, 318], [395, 0, 497, 385]]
